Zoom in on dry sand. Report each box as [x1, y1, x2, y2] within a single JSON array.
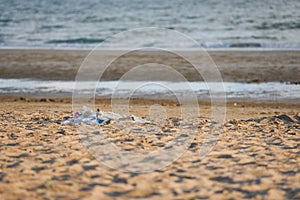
[[0, 97, 299, 199], [0, 49, 299, 83]]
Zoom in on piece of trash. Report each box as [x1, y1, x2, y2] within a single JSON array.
[[61, 106, 150, 125], [97, 119, 105, 124]]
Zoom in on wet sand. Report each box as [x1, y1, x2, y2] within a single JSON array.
[[0, 49, 299, 83], [0, 97, 299, 199]]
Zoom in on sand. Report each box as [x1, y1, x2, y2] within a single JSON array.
[[0, 49, 299, 199], [0, 49, 299, 83], [0, 97, 299, 199]]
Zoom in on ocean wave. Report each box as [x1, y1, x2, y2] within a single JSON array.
[[2, 41, 300, 50], [254, 21, 300, 30], [40, 25, 65, 30], [47, 38, 105, 44], [229, 43, 261, 48], [200, 42, 300, 49], [0, 79, 299, 102]]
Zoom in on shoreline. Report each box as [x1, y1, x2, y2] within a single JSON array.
[[0, 79, 299, 103]]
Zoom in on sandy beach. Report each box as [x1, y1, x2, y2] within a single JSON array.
[[1, 0, 300, 199], [0, 96, 299, 199], [0, 49, 299, 199]]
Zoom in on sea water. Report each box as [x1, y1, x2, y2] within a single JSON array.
[[1, 0, 300, 49], [0, 79, 299, 102]]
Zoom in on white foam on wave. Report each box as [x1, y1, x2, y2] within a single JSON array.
[[0, 79, 299, 102]]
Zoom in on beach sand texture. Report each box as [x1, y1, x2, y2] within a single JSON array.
[[0, 98, 299, 199], [0, 49, 299, 199]]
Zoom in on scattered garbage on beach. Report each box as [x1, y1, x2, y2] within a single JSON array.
[[61, 106, 150, 125]]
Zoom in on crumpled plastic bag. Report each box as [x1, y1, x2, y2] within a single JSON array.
[[61, 106, 149, 125]]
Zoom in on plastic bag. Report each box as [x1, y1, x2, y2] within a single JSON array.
[[61, 106, 149, 125]]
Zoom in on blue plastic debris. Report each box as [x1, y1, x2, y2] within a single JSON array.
[[97, 119, 105, 124]]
